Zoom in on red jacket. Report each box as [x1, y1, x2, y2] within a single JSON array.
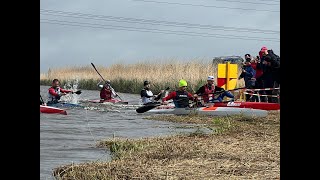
[[162, 91, 193, 102], [251, 62, 263, 79], [100, 86, 112, 100]]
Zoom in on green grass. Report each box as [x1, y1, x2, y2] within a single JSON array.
[[40, 78, 208, 94]]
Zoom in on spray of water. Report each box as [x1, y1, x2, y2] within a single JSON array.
[[62, 78, 80, 104]]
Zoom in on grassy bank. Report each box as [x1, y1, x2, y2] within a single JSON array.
[[40, 60, 245, 94], [53, 111, 279, 179]]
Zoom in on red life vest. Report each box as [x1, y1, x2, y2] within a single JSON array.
[[100, 86, 112, 100], [202, 84, 215, 103]]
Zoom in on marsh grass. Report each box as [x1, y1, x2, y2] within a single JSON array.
[[53, 111, 279, 179], [41, 60, 245, 94]]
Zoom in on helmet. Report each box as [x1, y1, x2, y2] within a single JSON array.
[[144, 80, 150, 86], [207, 76, 214, 81], [179, 79, 187, 87]]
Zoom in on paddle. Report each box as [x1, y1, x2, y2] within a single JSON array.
[[72, 90, 82, 95], [91, 62, 123, 101], [40, 95, 45, 105], [199, 87, 246, 97], [154, 87, 170, 101], [136, 103, 162, 113], [196, 87, 245, 104]]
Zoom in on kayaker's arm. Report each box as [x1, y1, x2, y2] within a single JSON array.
[[154, 90, 165, 101], [215, 86, 225, 92], [187, 92, 195, 101], [162, 91, 176, 102], [195, 86, 205, 95], [60, 88, 73, 94]]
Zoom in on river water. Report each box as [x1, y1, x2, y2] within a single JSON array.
[[40, 86, 198, 179]]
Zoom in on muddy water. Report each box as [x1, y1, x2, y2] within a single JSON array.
[[40, 86, 198, 179]]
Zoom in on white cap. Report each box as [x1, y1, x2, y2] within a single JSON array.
[[207, 76, 214, 81]]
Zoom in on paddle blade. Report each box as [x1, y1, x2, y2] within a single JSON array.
[[136, 104, 159, 113], [74, 90, 82, 95], [117, 101, 128, 104]]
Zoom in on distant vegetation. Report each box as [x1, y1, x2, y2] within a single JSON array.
[[40, 59, 244, 94]]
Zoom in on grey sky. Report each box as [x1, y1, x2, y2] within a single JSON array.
[[40, 0, 280, 73]]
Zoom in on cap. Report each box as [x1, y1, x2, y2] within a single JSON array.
[[207, 76, 214, 81], [260, 46, 268, 53]]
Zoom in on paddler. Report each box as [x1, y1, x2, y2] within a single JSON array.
[[47, 79, 73, 104], [162, 79, 194, 108], [140, 80, 164, 105], [98, 80, 116, 101], [194, 76, 234, 103]]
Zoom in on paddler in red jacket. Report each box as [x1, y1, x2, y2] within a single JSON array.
[[47, 79, 73, 104], [194, 76, 234, 103], [162, 79, 194, 108], [98, 80, 116, 101]]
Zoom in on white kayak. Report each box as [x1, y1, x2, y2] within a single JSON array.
[[146, 106, 268, 117]]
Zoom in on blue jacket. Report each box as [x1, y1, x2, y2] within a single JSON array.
[[239, 65, 256, 87]]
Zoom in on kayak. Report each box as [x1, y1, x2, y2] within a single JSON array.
[[40, 105, 67, 115], [211, 101, 280, 111], [145, 106, 268, 117], [47, 102, 83, 108], [88, 99, 128, 104]]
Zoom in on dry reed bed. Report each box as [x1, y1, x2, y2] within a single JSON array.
[[53, 111, 279, 179], [41, 60, 218, 83], [40, 60, 245, 94]]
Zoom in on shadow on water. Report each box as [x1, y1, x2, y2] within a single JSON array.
[[40, 86, 202, 179]]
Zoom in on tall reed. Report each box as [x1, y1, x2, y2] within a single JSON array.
[[40, 59, 244, 94]]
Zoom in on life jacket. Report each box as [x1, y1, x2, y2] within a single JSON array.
[[202, 84, 215, 103], [47, 87, 61, 104], [100, 86, 112, 100], [141, 88, 154, 104], [174, 90, 189, 108]]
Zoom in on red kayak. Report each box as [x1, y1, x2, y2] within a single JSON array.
[[212, 101, 280, 110], [40, 105, 67, 115], [88, 99, 128, 104]]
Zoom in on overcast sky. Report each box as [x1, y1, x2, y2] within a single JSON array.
[[40, 0, 280, 73]]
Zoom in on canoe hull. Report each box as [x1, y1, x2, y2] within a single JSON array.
[[212, 101, 280, 110], [40, 105, 67, 115], [146, 106, 268, 117], [88, 99, 128, 104]]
